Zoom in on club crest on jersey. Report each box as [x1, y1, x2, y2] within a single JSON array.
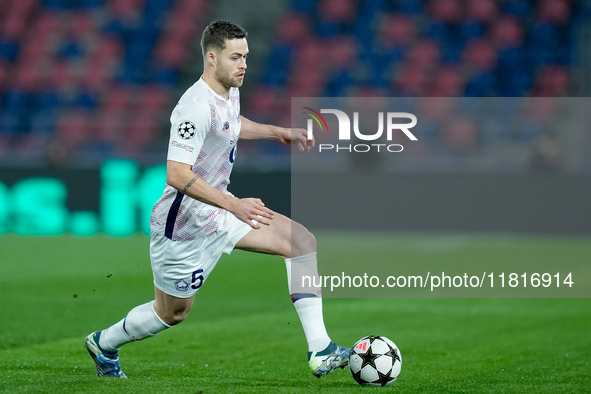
[[174, 279, 189, 292], [177, 121, 196, 140], [223, 121, 230, 130]]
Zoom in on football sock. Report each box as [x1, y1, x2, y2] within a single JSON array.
[[99, 300, 171, 352], [285, 253, 331, 352]]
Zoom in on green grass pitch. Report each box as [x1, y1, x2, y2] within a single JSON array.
[[0, 233, 589, 393]]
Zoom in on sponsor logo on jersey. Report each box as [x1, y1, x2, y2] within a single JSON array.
[[174, 279, 189, 292], [229, 145, 237, 163], [177, 121, 196, 140], [171, 140, 194, 152]]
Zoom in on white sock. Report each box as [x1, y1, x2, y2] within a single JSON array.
[[99, 300, 171, 352], [285, 253, 331, 352]]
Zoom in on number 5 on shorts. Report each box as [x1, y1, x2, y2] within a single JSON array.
[[191, 269, 204, 290]]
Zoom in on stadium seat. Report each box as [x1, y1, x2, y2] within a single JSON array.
[[533, 66, 569, 96], [319, 0, 358, 22], [276, 13, 310, 44], [491, 16, 523, 48], [378, 14, 416, 46], [429, 67, 464, 97], [428, 0, 462, 23], [395, 65, 427, 96], [463, 39, 497, 72], [537, 0, 571, 25], [406, 40, 441, 70], [466, 0, 498, 23], [0, 39, 18, 61], [138, 85, 170, 112], [56, 111, 89, 147]]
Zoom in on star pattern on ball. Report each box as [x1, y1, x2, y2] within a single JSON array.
[[358, 346, 379, 370], [376, 369, 396, 387], [177, 121, 196, 140]]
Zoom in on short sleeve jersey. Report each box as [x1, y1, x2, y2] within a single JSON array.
[[150, 78, 241, 241]]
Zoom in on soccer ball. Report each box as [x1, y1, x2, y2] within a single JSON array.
[[349, 335, 402, 387]]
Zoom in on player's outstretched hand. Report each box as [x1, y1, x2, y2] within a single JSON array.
[[278, 127, 314, 153], [232, 198, 274, 229]]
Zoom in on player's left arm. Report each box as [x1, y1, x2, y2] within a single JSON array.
[[239, 115, 314, 152]]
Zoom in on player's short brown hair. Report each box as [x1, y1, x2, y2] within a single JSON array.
[[201, 20, 248, 57]]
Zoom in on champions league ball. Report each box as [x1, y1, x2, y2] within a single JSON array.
[[349, 335, 402, 387]]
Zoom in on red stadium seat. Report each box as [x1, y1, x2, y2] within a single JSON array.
[[50, 61, 75, 89], [466, 0, 498, 23], [533, 66, 569, 97], [57, 111, 90, 148], [319, 0, 358, 22], [463, 39, 497, 72], [1, 0, 37, 40], [378, 14, 417, 46], [101, 86, 132, 111], [295, 40, 328, 70], [32, 11, 61, 36], [176, 0, 209, 16], [428, 0, 462, 23], [155, 38, 189, 68], [13, 60, 39, 91], [491, 16, 523, 48], [429, 66, 464, 96], [327, 36, 357, 70], [107, 0, 145, 18], [537, 0, 571, 25], [290, 68, 326, 97], [94, 107, 125, 140], [122, 111, 160, 152], [138, 85, 170, 112], [277, 13, 311, 44], [395, 65, 427, 96], [68, 10, 97, 39], [247, 87, 277, 115], [1, 12, 28, 40], [0, 60, 9, 90], [407, 39, 441, 70]]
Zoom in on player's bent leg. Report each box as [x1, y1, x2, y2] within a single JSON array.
[[85, 298, 173, 378], [234, 212, 348, 377], [234, 212, 315, 258]]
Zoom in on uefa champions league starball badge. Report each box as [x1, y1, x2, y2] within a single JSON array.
[[177, 121, 196, 139]]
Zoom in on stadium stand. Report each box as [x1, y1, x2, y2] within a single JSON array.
[[0, 0, 210, 166], [0, 0, 589, 170]]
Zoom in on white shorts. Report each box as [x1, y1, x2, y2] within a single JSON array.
[[150, 210, 252, 298]]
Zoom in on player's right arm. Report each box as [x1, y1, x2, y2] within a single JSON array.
[[166, 160, 273, 229]]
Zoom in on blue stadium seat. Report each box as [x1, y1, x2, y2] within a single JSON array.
[[0, 39, 18, 61]]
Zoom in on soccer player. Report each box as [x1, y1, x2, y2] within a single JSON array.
[[85, 20, 349, 379]]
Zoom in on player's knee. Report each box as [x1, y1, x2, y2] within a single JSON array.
[[163, 308, 190, 326], [292, 227, 316, 257], [169, 311, 189, 325], [159, 303, 192, 326]]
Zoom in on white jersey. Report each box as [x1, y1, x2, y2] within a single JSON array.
[[150, 77, 241, 241]]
